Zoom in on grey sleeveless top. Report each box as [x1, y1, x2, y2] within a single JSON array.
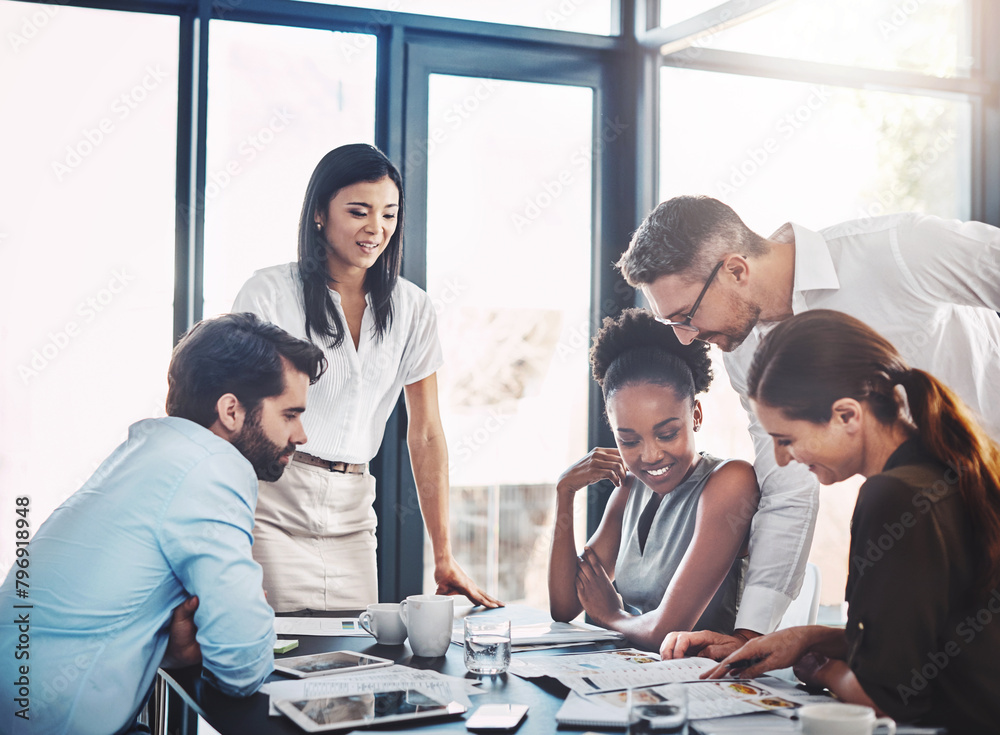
[[614, 452, 747, 635]]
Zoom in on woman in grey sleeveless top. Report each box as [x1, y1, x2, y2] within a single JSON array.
[[616, 453, 747, 633], [549, 309, 759, 651]]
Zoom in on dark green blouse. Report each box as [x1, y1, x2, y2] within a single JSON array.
[[845, 439, 1000, 734]]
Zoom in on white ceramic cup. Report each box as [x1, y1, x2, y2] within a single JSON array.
[[399, 594, 454, 657], [358, 603, 407, 645], [798, 703, 895, 735]]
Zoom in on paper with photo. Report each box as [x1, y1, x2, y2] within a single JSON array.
[[559, 657, 718, 693], [509, 648, 717, 692], [558, 679, 802, 726], [509, 648, 662, 679]]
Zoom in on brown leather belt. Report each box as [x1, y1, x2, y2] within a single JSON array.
[[292, 451, 367, 474]]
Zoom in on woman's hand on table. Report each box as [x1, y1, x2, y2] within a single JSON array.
[[660, 629, 757, 662], [557, 448, 630, 497], [575, 546, 625, 627], [435, 557, 503, 608], [700, 626, 816, 679]]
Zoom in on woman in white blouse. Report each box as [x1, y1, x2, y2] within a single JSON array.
[[233, 143, 498, 611]]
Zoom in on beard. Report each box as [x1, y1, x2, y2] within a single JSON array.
[[231, 407, 295, 482], [701, 293, 761, 352]]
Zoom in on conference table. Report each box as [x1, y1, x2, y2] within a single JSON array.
[[157, 605, 641, 735]]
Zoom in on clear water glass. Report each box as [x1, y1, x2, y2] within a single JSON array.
[[627, 684, 688, 734], [463, 617, 511, 675]]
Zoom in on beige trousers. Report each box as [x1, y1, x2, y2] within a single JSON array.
[[253, 459, 378, 612]]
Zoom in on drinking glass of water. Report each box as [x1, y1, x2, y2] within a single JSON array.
[[627, 684, 688, 733], [463, 617, 511, 675]]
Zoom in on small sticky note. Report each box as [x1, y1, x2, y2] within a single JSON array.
[[274, 639, 299, 654]]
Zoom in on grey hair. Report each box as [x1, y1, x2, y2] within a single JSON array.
[[617, 195, 769, 286]]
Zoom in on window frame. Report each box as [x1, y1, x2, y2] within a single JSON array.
[[638, 0, 1000, 223], [5, 0, 998, 603], [2, 0, 639, 601]]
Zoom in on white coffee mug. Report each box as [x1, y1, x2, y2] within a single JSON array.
[[358, 603, 407, 645], [399, 594, 454, 657], [798, 703, 895, 735]]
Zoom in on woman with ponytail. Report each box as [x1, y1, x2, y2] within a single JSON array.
[[700, 309, 1000, 733], [233, 144, 496, 612], [548, 308, 760, 649]]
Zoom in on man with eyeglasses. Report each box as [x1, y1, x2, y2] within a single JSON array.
[[616, 194, 1000, 659]]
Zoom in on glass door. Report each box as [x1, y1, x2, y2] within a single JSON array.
[[422, 74, 595, 607], [389, 38, 621, 608]]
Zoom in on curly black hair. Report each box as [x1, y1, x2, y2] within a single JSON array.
[[590, 308, 713, 400]]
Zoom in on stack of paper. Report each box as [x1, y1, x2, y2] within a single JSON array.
[[273, 617, 370, 637]]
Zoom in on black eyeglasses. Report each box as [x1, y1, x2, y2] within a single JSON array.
[[655, 260, 725, 334]]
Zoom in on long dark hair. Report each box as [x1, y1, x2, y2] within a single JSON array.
[[747, 309, 1000, 595], [298, 144, 404, 347]]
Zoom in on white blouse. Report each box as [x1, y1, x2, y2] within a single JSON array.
[[233, 263, 443, 463]]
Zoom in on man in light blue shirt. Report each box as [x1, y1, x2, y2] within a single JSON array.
[[0, 313, 326, 735]]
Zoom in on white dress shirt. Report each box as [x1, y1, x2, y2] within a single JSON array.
[[726, 213, 1000, 634], [233, 263, 444, 464]]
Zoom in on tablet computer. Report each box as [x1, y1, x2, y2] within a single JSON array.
[[272, 650, 393, 678], [273, 688, 467, 732]]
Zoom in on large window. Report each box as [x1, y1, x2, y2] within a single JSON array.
[[654, 0, 982, 612], [423, 75, 595, 607], [0, 4, 178, 561], [203, 21, 378, 317], [699, 0, 974, 78], [660, 69, 971, 227], [2, 0, 996, 612]]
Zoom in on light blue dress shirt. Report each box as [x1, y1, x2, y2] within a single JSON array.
[[0, 417, 276, 735]]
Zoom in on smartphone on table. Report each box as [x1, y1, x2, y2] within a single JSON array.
[[465, 703, 529, 731]]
